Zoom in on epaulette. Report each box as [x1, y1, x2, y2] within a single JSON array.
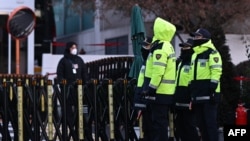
[[211, 50, 218, 54], [150, 40, 163, 53]]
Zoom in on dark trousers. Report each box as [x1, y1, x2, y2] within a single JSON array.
[[175, 109, 200, 141], [142, 106, 153, 141], [150, 104, 169, 141], [193, 102, 219, 141]]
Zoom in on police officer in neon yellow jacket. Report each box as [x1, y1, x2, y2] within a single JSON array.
[[189, 28, 222, 141], [133, 37, 153, 141], [134, 37, 152, 111], [174, 39, 200, 141], [141, 17, 176, 141]]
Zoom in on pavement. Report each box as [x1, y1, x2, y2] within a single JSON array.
[[0, 123, 225, 141]]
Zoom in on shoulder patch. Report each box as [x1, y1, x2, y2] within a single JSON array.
[[213, 57, 219, 63], [156, 54, 162, 60]]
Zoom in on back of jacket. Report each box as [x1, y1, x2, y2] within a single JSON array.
[[144, 17, 176, 104]]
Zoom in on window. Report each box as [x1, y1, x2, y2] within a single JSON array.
[[105, 35, 128, 54]]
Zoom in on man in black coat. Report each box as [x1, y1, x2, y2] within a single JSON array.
[[56, 41, 88, 140], [56, 41, 88, 85]]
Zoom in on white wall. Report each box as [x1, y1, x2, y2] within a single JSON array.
[[42, 54, 133, 80]]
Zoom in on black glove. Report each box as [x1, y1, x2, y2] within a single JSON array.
[[141, 87, 156, 100], [141, 47, 150, 61], [133, 87, 147, 110], [209, 82, 218, 103], [210, 92, 216, 103], [141, 87, 156, 97]]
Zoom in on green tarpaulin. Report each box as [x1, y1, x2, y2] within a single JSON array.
[[128, 4, 146, 79]]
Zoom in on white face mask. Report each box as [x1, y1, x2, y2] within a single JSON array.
[[71, 48, 77, 55]]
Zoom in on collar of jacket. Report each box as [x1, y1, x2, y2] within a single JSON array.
[[193, 40, 215, 54]]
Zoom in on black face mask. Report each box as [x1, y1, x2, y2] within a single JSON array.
[[141, 48, 150, 61], [192, 39, 209, 47], [180, 49, 194, 61]]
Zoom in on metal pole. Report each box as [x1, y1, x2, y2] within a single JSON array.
[[8, 34, 11, 74], [16, 39, 20, 74]]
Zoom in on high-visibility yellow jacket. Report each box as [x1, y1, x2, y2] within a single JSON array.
[[144, 17, 176, 104], [189, 40, 222, 103], [174, 58, 192, 109], [133, 64, 147, 109]]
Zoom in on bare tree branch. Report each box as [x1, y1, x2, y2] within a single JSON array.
[[69, 0, 250, 33]]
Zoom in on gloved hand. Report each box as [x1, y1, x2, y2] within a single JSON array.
[[210, 92, 216, 103], [141, 87, 156, 100], [209, 82, 217, 103], [141, 87, 156, 97], [134, 89, 147, 110]]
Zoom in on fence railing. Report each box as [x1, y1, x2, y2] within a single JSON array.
[[0, 74, 140, 141], [86, 56, 134, 80]]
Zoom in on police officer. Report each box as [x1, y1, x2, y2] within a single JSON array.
[[174, 38, 200, 141], [189, 28, 222, 141], [134, 37, 153, 141], [141, 17, 176, 141]]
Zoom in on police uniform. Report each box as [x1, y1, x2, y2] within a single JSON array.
[[142, 17, 176, 141], [189, 28, 222, 141], [133, 37, 153, 141], [174, 39, 200, 141]]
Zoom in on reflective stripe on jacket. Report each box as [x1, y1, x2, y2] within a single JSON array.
[[143, 17, 176, 104], [189, 40, 222, 102]]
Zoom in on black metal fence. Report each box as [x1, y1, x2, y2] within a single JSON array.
[[0, 56, 142, 141], [86, 57, 134, 80], [0, 74, 141, 141]]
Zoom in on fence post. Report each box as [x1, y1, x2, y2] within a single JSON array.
[[2, 81, 10, 141], [61, 79, 67, 141], [47, 80, 53, 141], [32, 79, 39, 140], [17, 79, 23, 141], [93, 79, 99, 140], [108, 79, 115, 141], [123, 79, 128, 141], [77, 79, 84, 140]]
